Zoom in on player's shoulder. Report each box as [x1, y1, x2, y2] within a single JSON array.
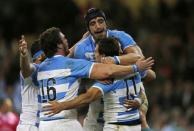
[[76, 35, 92, 48], [108, 29, 132, 38], [108, 29, 126, 35]]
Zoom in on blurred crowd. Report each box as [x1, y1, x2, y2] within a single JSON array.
[[0, 0, 194, 130]]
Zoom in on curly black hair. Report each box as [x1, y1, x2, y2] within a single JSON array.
[[39, 27, 62, 58]]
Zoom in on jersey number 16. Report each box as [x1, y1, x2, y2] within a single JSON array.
[[40, 78, 57, 103]]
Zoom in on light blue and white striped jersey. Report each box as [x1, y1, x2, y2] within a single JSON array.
[[37, 55, 94, 121], [74, 29, 136, 61], [19, 64, 39, 126], [74, 29, 137, 127], [92, 74, 143, 124]]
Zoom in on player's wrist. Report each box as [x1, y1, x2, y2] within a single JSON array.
[[131, 64, 139, 73], [134, 98, 143, 107], [113, 56, 120, 65]]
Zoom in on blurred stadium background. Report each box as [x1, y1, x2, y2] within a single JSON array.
[[0, 0, 194, 130]]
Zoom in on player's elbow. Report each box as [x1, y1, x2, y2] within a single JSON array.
[[144, 70, 156, 81], [148, 70, 156, 80]]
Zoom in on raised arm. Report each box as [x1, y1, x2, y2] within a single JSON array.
[[19, 35, 34, 78]]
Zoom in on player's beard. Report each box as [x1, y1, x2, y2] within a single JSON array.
[[64, 46, 69, 56], [93, 29, 107, 42]]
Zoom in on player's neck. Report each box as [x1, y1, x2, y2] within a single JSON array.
[[55, 49, 65, 56]]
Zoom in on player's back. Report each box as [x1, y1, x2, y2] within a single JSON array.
[[94, 74, 143, 124], [37, 55, 93, 121]]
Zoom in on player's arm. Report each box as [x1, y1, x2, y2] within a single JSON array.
[[124, 45, 144, 57], [19, 35, 35, 78], [101, 53, 141, 65], [142, 69, 156, 82], [125, 45, 156, 81], [90, 57, 154, 80], [44, 87, 102, 116]]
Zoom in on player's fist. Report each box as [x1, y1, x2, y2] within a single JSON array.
[[18, 35, 28, 56]]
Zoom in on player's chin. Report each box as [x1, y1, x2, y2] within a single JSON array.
[[95, 33, 106, 40]]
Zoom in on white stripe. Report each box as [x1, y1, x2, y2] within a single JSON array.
[[88, 63, 94, 78], [117, 113, 139, 120], [37, 69, 71, 80], [62, 80, 80, 101], [92, 86, 104, 96], [115, 82, 143, 96]]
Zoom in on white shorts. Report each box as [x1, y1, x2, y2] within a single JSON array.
[[39, 119, 83, 131], [16, 124, 38, 131], [103, 123, 141, 131], [83, 122, 103, 131]]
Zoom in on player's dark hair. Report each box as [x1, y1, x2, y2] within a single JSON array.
[[30, 40, 41, 57], [39, 27, 62, 58], [84, 8, 106, 28], [97, 38, 120, 56]]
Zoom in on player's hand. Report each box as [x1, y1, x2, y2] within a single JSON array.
[[136, 57, 154, 72], [18, 35, 28, 56], [101, 57, 115, 64], [43, 101, 64, 117], [18, 35, 28, 55], [97, 79, 113, 84], [123, 88, 144, 109], [123, 99, 141, 109]]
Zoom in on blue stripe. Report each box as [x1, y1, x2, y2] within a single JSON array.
[[38, 57, 68, 72], [32, 50, 44, 60], [117, 118, 140, 123], [118, 109, 139, 116], [40, 116, 66, 121], [38, 92, 66, 103], [114, 76, 141, 90]]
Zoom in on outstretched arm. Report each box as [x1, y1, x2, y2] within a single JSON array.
[[44, 87, 102, 116], [101, 53, 141, 65], [90, 57, 154, 80], [19, 35, 34, 78]]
